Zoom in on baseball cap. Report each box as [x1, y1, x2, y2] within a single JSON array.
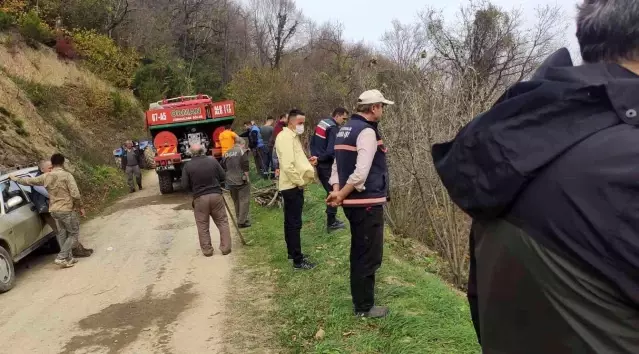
[[358, 89, 395, 105]]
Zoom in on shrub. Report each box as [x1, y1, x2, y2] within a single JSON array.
[[0, 11, 15, 30], [12, 78, 57, 108], [17, 10, 54, 47], [15, 127, 29, 136], [110, 91, 137, 120], [55, 34, 77, 59], [71, 29, 140, 88]]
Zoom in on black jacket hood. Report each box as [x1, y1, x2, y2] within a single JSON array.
[[432, 48, 639, 220]]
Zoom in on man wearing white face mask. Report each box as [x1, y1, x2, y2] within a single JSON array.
[[274, 109, 317, 270]]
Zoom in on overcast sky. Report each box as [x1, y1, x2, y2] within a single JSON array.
[[296, 0, 581, 60]]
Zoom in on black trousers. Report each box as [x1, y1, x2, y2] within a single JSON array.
[[282, 187, 304, 264], [317, 163, 337, 222], [468, 225, 481, 344], [344, 205, 384, 312]]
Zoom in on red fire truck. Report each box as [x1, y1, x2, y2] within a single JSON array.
[[145, 95, 235, 194]]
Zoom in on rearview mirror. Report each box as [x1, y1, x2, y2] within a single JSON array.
[[6, 196, 23, 210]]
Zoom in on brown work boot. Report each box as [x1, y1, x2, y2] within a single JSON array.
[[202, 247, 214, 257], [72, 244, 94, 258]]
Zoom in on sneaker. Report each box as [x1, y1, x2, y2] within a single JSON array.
[[327, 220, 346, 233], [355, 306, 389, 318], [54, 258, 66, 266], [58, 258, 77, 268], [130, 189, 136, 193], [293, 259, 316, 270], [202, 248, 214, 257], [238, 222, 251, 228]]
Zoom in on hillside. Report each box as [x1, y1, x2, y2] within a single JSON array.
[[0, 33, 146, 207]]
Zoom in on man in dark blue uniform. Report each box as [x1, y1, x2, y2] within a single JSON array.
[[310, 107, 349, 232], [327, 90, 394, 318]]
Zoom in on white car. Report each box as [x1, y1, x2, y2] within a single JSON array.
[[0, 167, 56, 293]]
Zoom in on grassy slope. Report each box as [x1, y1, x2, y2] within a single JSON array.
[[239, 178, 480, 354]]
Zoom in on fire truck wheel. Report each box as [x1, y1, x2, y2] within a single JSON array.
[[158, 172, 174, 194]]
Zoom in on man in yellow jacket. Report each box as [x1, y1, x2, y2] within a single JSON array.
[[274, 109, 317, 270]]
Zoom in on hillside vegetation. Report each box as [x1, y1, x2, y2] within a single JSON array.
[[0, 32, 145, 209]]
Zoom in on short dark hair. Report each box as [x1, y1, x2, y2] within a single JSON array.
[[288, 109, 305, 119], [50, 153, 65, 166], [576, 0, 639, 63], [279, 114, 287, 120], [243, 121, 251, 125], [266, 116, 274, 121], [332, 107, 349, 117], [224, 124, 232, 129]]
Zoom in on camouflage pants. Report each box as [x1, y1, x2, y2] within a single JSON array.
[[50, 211, 80, 260]]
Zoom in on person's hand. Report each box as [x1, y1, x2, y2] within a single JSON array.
[[309, 156, 318, 166], [8, 174, 17, 181], [79, 208, 86, 217], [275, 169, 280, 177], [326, 191, 345, 207]]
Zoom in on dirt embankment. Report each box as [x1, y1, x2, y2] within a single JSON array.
[[0, 33, 147, 208]]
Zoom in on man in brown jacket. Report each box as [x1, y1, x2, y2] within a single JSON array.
[[181, 144, 231, 257], [33, 160, 93, 258], [11, 153, 85, 268]]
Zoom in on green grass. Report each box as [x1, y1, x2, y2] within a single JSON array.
[[240, 179, 480, 354]]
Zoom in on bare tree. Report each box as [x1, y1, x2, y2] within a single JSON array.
[[381, 20, 428, 70], [422, 1, 567, 109], [379, 0, 567, 287], [250, 0, 303, 69], [105, 0, 131, 37]]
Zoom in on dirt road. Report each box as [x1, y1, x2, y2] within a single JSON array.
[[0, 173, 235, 354]]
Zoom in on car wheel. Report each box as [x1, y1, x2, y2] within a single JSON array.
[[0, 246, 16, 293]]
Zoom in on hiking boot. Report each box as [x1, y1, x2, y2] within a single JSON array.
[[72, 245, 93, 258], [202, 248, 214, 257], [238, 222, 251, 228], [355, 306, 389, 318], [293, 259, 317, 270], [327, 219, 346, 233]]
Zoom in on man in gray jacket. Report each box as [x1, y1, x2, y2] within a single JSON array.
[[224, 138, 251, 228]]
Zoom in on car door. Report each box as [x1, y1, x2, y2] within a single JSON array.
[[17, 172, 53, 239], [0, 180, 42, 258]]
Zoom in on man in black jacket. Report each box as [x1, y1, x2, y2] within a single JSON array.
[[120, 140, 143, 193], [310, 107, 349, 232], [433, 1, 639, 352], [182, 143, 231, 257]]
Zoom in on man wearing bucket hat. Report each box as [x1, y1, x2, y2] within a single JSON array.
[[327, 89, 393, 318]]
